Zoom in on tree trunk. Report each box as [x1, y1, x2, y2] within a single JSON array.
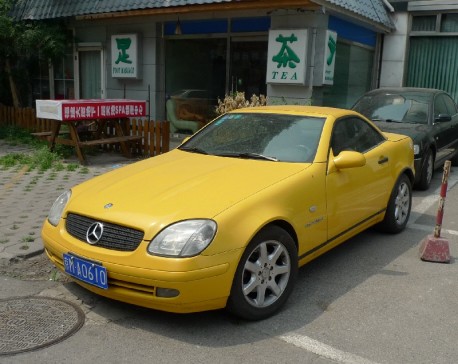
[[5, 58, 21, 108]]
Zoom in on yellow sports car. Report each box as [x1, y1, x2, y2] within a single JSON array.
[[42, 106, 415, 320]]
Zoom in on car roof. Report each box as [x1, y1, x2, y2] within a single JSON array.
[[364, 87, 445, 96]]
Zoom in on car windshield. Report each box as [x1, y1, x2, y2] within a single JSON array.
[[179, 112, 326, 163], [353, 92, 430, 125]]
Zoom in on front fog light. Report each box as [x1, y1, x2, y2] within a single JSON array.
[[156, 287, 180, 298]]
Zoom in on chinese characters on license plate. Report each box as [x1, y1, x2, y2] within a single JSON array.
[[63, 253, 108, 289]]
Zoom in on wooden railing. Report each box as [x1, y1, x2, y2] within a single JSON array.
[[0, 105, 170, 157]]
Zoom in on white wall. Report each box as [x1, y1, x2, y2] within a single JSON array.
[[379, 12, 409, 87]]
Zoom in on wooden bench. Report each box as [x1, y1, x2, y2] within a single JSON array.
[[31, 131, 68, 140], [40, 118, 145, 165]]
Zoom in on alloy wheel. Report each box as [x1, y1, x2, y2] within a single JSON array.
[[394, 180, 411, 226], [241, 240, 291, 308]]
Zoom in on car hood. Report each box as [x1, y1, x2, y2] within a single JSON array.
[[67, 149, 309, 230], [373, 121, 430, 141]]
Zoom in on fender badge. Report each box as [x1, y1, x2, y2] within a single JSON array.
[[104, 203, 113, 209]]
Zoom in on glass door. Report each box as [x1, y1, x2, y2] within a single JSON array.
[[165, 38, 227, 122], [78, 49, 103, 99]]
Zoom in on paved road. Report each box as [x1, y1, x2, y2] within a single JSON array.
[[1, 142, 457, 364]]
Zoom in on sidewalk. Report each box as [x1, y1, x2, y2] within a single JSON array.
[[0, 141, 140, 265]]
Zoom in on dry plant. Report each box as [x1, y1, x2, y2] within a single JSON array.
[[215, 92, 267, 115]]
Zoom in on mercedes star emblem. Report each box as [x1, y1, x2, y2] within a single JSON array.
[[86, 222, 104, 245]]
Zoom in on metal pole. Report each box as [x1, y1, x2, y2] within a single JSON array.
[[434, 160, 451, 238]]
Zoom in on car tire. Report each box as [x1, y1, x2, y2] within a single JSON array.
[[226, 226, 298, 320], [377, 174, 412, 234], [416, 149, 434, 190]]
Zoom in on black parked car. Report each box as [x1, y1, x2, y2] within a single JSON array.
[[352, 88, 458, 190]]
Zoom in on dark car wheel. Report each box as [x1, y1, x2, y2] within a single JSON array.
[[227, 226, 298, 320], [416, 149, 434, 190], [377, 174, 412, 234]]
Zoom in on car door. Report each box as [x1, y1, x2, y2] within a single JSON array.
[[440, 93, 458, 156], [326, 116, 392, 240], [433, 93, 457, 160]]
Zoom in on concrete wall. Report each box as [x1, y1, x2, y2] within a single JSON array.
[[379, 12, 409, 87]]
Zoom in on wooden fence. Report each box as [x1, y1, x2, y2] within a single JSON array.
[[0, 105, 170, 157]]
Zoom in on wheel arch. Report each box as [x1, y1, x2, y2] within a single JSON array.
[[402, 167, 415, 187], [261, 220, 299, 251]]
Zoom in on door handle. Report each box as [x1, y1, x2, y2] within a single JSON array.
[[378, 156, 389, 164]]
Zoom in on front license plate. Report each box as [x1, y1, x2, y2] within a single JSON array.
[[63, 253, 108, 289]]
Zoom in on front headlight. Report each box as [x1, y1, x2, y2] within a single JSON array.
[[148, 219, 217, 257], [413, 144, 420, 156], [48, 190, 71, 226]]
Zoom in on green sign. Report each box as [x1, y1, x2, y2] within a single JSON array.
[[266, 29, 308, 85], [323, 30, 337, 85], [111, 34, 141, 79]]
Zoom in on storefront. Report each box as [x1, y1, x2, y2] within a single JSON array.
[[15, 0, 394, 124], [162, 11, 383, 126], [163, 17, 270, 125]]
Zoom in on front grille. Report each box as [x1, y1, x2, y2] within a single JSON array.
[[66, 213, 144, 251]]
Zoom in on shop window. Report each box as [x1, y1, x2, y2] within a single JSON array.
[[32, 58, 50, 102], [441, 13, 458, 32], [322, 42, 374, 108], [31, 45, 74, 101], [412, 16, 437, 32], [165, 38, 227, 123], [54, 52, 74, 99], [230, 40, 267, 96], [411, 13, 458, 34]]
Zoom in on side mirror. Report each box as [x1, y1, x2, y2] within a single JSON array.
[[333, 151, 366, 169], [435, 114, 451, 122]]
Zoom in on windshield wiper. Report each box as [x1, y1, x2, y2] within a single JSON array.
[[237, 152, 278, 161], [179, 146, 208, 155], [239, 152, 278, 161], [215, 152, 278, 161]]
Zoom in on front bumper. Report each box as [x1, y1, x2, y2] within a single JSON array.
[[42, 220, 242, 314]]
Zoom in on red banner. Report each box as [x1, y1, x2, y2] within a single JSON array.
[[36, 99, 147, 121]]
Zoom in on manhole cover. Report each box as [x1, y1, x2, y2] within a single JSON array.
[[0, 296, 85, 356]]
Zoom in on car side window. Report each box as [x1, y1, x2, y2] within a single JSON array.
[[442, 94, 458, 116], [434, 95, 449, 119], [331, 117, 384, 155]]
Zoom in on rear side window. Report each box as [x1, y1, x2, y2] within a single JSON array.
[[434, 95, 449, 119], [331, 117, 385, 155], [442, 94, 458, 116]]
